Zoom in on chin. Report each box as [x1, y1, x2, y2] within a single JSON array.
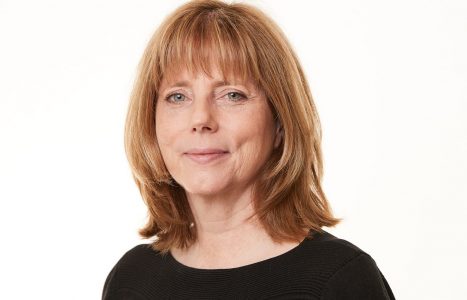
[[183, 184, 227, 199], [179, 178, 232, 199]]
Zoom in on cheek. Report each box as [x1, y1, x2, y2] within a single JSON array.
[[230, 109, 276, 159], [155, 106, 179, 163], [155, 120, 182, 179], [248, 107, 275, 142], [156, 105, 180, 147]]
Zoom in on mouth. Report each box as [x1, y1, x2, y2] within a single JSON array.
[[184, 149, 230, 164]]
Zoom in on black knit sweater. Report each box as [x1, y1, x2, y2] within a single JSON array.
[[102, 230, 395, 299]]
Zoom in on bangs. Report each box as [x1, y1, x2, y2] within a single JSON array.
[[155, 8, 261, 87]]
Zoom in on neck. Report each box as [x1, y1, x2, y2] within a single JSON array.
[[187, 187, 256, 234], [170, 188, 301, 269]]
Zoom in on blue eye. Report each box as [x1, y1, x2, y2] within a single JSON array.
[[166, 93, 186, 103], [227, 92, 246, 101]]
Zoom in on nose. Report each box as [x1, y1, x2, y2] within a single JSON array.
[[190, 97, 218, 133]]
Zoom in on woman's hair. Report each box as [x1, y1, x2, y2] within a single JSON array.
[[125, 0, 341, 253]]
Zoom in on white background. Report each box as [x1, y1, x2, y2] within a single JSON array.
[[1, 0, 466, 299]]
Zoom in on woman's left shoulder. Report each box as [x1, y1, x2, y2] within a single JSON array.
[[298, 229, 396, 299], [301, 229, 385, 261]]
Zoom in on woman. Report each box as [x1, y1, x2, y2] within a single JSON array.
[[103, 0, 395, 299]]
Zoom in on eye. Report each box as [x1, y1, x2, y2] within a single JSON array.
[[226, 91, 247, 102], [165, 92, 186, 103]]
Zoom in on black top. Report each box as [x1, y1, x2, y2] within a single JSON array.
[[102, 230, 395, 299]]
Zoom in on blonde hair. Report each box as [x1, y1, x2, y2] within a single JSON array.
[[125, 0, 341, 253]]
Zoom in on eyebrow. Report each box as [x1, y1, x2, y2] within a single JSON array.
[[165, 80, 239, 89]]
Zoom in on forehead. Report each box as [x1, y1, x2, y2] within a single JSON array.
[[159, 64, 257, 90]]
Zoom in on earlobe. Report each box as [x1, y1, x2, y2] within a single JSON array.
[[274, 122, 283, 148]]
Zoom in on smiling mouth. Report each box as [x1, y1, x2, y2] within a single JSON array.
[[184, 150, 230, 164]]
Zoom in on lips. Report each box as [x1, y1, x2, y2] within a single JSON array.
[[184, 148, 229, 164]]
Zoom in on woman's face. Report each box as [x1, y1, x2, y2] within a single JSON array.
[[155, 67, 281, 198]]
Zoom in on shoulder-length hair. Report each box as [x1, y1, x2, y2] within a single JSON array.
[[125, 0, 341, 253]]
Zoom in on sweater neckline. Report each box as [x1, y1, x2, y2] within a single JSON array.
[[166, 230, 322, 273]]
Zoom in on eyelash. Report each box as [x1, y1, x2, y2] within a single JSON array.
[[226, 91, 247, 102], [165, 93, 186, 103], [164, 91, 247, 103]]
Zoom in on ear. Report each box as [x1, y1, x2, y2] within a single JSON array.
[[274, 120, 283, 149]]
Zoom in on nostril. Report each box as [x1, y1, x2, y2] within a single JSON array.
[[193, 125, 212, 132]]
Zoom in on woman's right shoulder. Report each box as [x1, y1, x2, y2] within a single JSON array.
[[102, 243, 167, 300], [115, 243, 161, 265]]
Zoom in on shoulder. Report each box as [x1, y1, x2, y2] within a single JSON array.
[[298, 230, 395, 299], [112, 243, 162, 267], [102, 243, 167, 300], [297, 229, 369, 268]]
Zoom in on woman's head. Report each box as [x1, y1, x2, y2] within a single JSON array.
[[125, 0, 341, 252], [156, 66, 281, 199]]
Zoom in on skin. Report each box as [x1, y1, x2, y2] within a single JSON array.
[[155, 66, 297, 269]]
